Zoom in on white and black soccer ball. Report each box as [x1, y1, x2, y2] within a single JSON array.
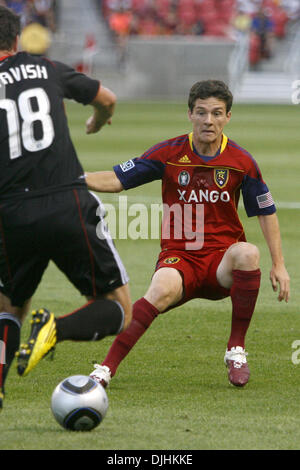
[[51, 375, 108, 431]]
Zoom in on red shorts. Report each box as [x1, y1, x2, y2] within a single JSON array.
[[155, 249, 231, 308]]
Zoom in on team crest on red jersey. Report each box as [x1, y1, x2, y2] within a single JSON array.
[[163, 257, 180, 264], [214, 169, 229, 189]]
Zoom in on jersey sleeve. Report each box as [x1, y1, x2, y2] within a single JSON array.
[[52, 60, 100, 105], [242, 157, 276, 217], [113, 143, 168, 189], [114, 157, 165, 190]]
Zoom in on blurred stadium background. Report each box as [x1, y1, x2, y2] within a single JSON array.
[[3, 0, 300, 103]]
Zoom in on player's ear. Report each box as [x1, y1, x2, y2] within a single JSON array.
[[226, 110, 232, 123], [188, 108, 193, 122]]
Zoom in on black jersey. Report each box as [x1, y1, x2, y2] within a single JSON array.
[[0, 52, 99, 199]]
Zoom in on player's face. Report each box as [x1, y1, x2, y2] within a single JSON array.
[[188, 97, 231, 145]]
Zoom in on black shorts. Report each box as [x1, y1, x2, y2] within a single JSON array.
[[0, 189, 129, 307]]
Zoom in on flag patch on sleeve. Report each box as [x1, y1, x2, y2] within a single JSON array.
[[256, 192, 274, 208]]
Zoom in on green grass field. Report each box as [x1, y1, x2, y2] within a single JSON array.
[[1, 101, 300, 450]]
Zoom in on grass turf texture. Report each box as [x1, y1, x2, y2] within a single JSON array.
[[1, 101, 299, 450]]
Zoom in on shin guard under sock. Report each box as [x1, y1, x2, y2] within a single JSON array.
[[227, 269, 261, 350], [55, 298, 125, 342], [102, 297, 159, 376]]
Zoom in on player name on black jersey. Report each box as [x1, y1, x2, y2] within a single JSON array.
[[0, 52, 100, 198], [0, 64, 48, 87]]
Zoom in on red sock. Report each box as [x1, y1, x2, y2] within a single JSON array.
[[102, 297, 159, 376], [227, 269, 261, 350]]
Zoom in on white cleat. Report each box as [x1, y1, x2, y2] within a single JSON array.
[[90, 364, 111, 389]]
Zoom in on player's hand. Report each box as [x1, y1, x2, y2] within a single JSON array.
[[86, 116, 112, 134], [270, 264, 290, 303], [86, 115, 98, 134]]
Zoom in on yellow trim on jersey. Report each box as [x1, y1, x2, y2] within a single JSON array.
[[188, 132, 228, 155], [188, 132, 193, 151], [221, 134, 228, 154], [166, 162, 244, 172]]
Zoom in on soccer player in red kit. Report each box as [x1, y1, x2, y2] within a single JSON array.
[[86, 80, 290, 388]]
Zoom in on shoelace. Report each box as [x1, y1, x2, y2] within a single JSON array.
[[91, 364, 110, 378], [231, 351, 248, 368]]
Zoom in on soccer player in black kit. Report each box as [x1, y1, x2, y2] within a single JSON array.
[[0, 6, 132, 410]]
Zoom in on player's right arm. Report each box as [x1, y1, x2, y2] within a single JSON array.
[[85, 171, 123, 193], [53, 60, 115, 133], [86, 86, 117, 134], [86, 142, 168, 193], [86, 135, 177, 193]]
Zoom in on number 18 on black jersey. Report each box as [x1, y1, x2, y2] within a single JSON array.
[[0, 51, 99, 199]]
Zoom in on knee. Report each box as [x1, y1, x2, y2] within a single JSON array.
[[231, 242, 260, 270], [145, 268, 183, 312], [154, 284, 178, 310]]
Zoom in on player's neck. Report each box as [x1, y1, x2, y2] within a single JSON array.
[[0, 36, 19, 59], [0, 40, 17, 60], [0, 49, 14, 60], [192, 135, 223, 157]]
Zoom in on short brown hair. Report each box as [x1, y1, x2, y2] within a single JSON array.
[[0, 5, 20, 51], [188, 80, 233, 113]]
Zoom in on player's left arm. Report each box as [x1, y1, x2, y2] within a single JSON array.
[[86, 85, 117, 134], [258, 213, 290, 302]]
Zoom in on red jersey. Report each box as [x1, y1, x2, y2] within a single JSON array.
[[114, 133, 276, 252]]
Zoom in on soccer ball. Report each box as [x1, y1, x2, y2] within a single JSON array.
[[51, 375, 108, 431]]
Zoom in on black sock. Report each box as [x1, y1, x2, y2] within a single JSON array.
[[0, 313, 21, 392], [55, 298, 125, 342]]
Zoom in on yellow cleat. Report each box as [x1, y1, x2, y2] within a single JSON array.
[[16, 308, 57, 377]]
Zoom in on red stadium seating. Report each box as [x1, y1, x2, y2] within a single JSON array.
[[269, 6, 289, 38], [249, 31, 261, 66], [100, 0, 294, 41]]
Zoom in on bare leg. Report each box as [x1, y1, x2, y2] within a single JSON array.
[[0, 293, 32, 323]]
